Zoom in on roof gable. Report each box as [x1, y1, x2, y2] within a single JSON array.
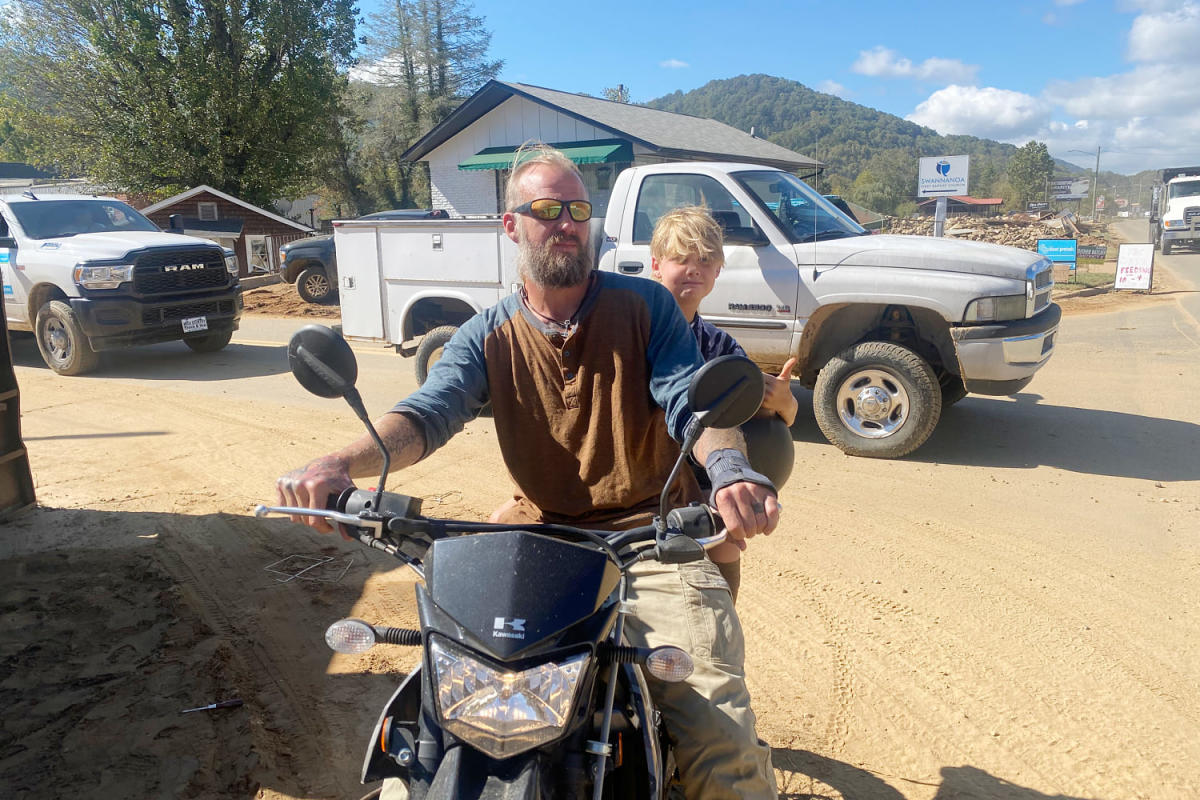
[[401, 81, 822, 174], [140, 184, 312, 231]]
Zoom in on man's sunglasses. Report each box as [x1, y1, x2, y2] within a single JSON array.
[[513, 198, 593, 222]]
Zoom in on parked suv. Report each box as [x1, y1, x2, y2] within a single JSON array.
[[280, 209, 448, 304], [1, 192, 242, 375]]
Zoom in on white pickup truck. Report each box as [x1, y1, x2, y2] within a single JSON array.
[[1, 192, 243, 375], [334, 162, 1059, 458]]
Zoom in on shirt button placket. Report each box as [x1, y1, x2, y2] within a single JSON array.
[[561, 339, 579, 408]]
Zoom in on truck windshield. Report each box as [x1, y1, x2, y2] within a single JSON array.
[[8, 199, 160, 240], [733, 171, 867, 244], [1168, 180, 1200, 201]]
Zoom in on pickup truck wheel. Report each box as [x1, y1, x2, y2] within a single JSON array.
[[35, 300, 100, 376], [183, 329, 234, 353], [415, 326, 458, 386], [296, 267, 336, 304], [813, 341, 941, 458]]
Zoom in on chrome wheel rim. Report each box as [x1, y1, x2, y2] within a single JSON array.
[[835, 368, 910, 438], [45, 319, 71, 362]]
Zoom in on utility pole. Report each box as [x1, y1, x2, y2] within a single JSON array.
[[1092, 146, 1101, 220]]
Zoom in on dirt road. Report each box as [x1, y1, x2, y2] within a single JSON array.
[[3, 264, 1199, 798]]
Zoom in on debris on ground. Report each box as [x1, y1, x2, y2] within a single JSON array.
[[884, 215, 1111, 252], [241, 282, 340, 318]]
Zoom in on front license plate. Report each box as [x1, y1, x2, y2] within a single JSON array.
[[182, 316, 208, 333]]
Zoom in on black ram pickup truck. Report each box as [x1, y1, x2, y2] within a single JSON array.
[[280, 209, 448, 304]]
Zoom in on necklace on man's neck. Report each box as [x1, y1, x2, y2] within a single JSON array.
[[521, 273, 594, 331]]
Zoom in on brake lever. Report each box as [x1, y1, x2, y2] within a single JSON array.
[[254, 504, 375, 530]]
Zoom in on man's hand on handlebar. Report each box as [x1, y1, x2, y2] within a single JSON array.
[[276, 456, 354, 537], [712, 480, 780, 547]]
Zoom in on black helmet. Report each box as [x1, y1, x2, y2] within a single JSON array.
[[742, 415, 795, 489]]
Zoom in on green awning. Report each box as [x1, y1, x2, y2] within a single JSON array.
[[458, 139, 633, 171]]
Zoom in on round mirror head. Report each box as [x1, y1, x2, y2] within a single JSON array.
[[687, 355, 762, 430], [288, 325, 358, 398]]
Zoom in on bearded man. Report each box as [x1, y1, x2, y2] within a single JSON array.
[[277, 144, 780, 799]]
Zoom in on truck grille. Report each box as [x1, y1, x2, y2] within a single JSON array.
[[1185, 207, 1200, 225], [142, 300, 236, 326], [133, 248, 229, 295], [1031, 261, 1053, 314]]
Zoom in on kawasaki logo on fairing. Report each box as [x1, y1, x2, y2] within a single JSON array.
[[493, 617, 526, 639]]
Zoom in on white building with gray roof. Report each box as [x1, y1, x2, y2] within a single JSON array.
[[400, 81, 822, 217]]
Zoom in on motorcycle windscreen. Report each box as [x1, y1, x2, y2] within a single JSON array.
[[426, 531, 620, 659]]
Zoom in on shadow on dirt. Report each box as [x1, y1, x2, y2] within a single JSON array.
[[782, 384, 1198, 482], [8, 333, 290, 381], [917, 393, 1199, 481], [0, 505, 401, 800], [933, 765, 1098, 800], [773, 749, 1097, 800]]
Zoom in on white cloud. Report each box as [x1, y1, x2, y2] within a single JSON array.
[[889, 1, 1200, 171], [907, 85, 1049, 139], [659, 59, 689, 69], [817, 80, 849, 98], [1045, 63, 1200, 118], [851, 46, 977, 84], [1127, 4, 1200, 63]]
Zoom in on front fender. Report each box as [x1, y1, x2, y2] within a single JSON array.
[[425, 746, 546, 800]]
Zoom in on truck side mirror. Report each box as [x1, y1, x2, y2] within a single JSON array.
[[722, 225, 770, 247]]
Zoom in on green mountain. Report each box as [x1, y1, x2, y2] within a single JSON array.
[[645, 74, 1092, 215]]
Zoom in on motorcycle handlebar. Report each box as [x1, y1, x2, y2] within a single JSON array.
[[255, 488, 725, 566]]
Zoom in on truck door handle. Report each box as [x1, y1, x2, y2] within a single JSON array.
[[618, 261, 644, 274]]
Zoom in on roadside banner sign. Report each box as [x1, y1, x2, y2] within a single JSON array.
[[1115, 243, 1154, 290], [1027, 201, 1050, 212], [918, 155, 969, 197], [1038, 238, 1077, 264], [1078, 244, 1107, 261], [1038, 238, 1077, 278], [1051, 178, 1090, 200]]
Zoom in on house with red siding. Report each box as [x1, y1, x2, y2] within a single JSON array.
[[139, 185, 314, 277]]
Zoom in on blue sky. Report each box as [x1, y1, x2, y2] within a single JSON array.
[[362, 0, 1200, 175]]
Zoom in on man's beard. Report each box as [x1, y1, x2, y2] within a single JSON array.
[[518, 229, 593, 289]]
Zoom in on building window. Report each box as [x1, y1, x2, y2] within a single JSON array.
[[198, 201, 218, 221]]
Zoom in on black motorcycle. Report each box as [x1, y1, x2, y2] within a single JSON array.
[[256, 325, 764, 800]]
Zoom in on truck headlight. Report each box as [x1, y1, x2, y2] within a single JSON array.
[[1163, 219, 1184, 229], [74, 263, 133, 289], [223, 249, 239, 275], [964, 294, 1027, 322], [430, 638, 589, 759]]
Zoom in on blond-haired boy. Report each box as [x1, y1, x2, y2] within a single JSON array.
[[651, 206, 797, 601]]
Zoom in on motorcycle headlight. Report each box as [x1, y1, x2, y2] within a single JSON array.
[[964, 293, 1027, 322], [430, 638, 589, 759], [73, 263, 133, 289]]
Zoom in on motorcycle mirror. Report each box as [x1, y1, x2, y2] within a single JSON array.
[[687, 355, 762, 430], [288, 325, 359, 399]]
